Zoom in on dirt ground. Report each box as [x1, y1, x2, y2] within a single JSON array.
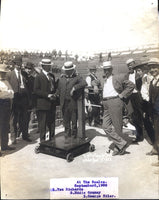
[[0, 124, 159, 199]]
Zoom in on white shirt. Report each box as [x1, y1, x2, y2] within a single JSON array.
[[0, 80, 14, 99], [14, 68, 25, 89], [42, 69, 49, 80], [152, 74, 159, 86], [129, 73, 137, 93], [86, 73, 98, 87], [85, 98, 92, 113], [140, 74, 149, 101], [86, 76, 92, 87], [103, 75, 118, 98]]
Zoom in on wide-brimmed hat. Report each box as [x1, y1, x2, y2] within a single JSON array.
[[126, 58, 135, 65], [0, 64, 9, 73], [62, 61, 76, 71], [147, 57, 159, 66], [133, 61, 148, 70], [101, 61, 112, 69], [25, 62, 35, 69], [40, 59, 53, 66], [12, 55, 22, 65]]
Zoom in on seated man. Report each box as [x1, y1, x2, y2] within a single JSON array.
[[56, 61, 87, 142]]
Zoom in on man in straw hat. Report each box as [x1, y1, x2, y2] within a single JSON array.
[[0, 64, 15, 153], [126, 58, 146, 143], [101, 61, 135, 156], [56, 61, 87, 142], [34, 58, 57, 142], [145, 58, 159, 158], [6, 55, 32, 143], [133, 61, 155, 147]]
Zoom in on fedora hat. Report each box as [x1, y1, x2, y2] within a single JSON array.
[[62, 61, 76, 71], [40, 59, 53, 66], [133, 61, 148, 70], [25, 62, 35, 69], [12, 55, 22, 65], [147, 57, 159, 66], [101, 61, 112, 69], [126, 58, 135, 65], [0, 64, 9, 73]]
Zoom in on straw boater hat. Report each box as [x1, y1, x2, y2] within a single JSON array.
[[147, 57, 159, 67], [62, 61, 76, 71], [40, 59, 53, 66], [101, 61, 112, 69], [0, 64, 9, 73], [126, 58, 135, 66], [132, 60, 147, 69]]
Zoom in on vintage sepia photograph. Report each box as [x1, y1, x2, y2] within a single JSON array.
[[0, 0, 159, 199]]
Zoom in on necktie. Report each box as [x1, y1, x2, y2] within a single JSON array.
[[18, 71, 21, 91], [48, 74, 54, 92]]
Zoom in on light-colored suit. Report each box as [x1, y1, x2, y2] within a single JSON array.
[[102, 73, 135, 151]]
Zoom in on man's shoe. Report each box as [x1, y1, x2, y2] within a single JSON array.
[[106, 148, 112, 154], [132, 138, 143, 143], [146, 148, 158, 155], [151, 162, 159, 167], [146, 151, 158, 156], [2, 146, 16, 151], [119, 142, 130, 155], [23, 138, 32, 142], [112, 149, 120, 156], [154, 170, 159, 174], [131, 139, 139, 144]]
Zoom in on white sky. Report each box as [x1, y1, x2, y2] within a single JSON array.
[[0, 0, 158, 53]]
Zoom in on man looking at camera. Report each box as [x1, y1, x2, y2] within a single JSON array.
[[101, 61, 134, 156], [57, 61, 87, 142]]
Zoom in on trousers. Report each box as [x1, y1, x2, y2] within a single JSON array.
[[62, 99, 77, 136], [0, 99, 11, 149], [102, 97, 127, 150], [37, 106, 56, 142]]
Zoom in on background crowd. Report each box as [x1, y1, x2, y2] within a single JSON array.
[[0, 52, 159, 170]]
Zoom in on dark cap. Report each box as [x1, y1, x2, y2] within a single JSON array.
[[12, 55, 22, 65], [25, 62, 35, 69]]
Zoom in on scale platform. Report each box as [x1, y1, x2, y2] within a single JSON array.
[[35, 131, 95, 162]]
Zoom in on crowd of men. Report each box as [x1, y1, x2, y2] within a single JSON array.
[[0, 55, 159, 170]]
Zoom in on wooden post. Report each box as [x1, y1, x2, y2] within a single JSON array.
[[77, 92, 85, 138]]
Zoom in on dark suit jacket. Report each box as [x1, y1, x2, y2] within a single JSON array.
[[57, 73, 87, 109], [103, 73, 135, 115], [6, 70, 20, 93], [34, 72, 56, 110], [6, 69, 29, 106], [112, 73, 135, 99], [149, 79, 159, 115]]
